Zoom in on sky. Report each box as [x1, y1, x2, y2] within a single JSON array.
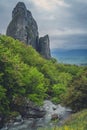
[[0, 0, 87, 50]]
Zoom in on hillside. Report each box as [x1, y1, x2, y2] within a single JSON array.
[[0, 35, 87, 128]]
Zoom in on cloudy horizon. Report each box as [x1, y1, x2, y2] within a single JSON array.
[[0, 0, 87, 50]]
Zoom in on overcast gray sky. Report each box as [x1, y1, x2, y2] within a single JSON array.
[[0, 0, 87, 49]]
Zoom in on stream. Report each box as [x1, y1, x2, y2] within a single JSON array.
[[1, 100, 72, 130]]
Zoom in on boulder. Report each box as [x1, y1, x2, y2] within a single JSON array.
[[21, 101, 46, 118], [15, 115, 22, 122], [12, 98, 46, 119], [51, 114, 58, 121]]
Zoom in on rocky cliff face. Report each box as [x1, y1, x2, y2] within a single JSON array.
[[39, 35, 51, 59], [6, 2, 51, 59], [6, 2, 39, 50]]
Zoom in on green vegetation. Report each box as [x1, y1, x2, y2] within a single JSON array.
[[38, 109, 87, 130], [0, 35, 87, 118], [63, 71, 87, 111]]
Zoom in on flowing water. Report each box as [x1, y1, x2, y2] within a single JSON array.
[[1, 100, 72, 130]]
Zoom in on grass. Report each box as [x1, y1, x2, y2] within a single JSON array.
[[38, 109, 87, 130]]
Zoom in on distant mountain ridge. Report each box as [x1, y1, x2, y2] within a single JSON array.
[[51, 49, 87, 65], [52, 48, 87, 52]]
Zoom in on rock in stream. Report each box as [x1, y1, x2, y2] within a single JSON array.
[[1, 100, 72, 130]]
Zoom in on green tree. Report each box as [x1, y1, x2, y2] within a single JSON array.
[[63, 71, 87, 111]]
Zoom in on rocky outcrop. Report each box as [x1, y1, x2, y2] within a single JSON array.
[[6, 2, 51, 59], [19, 101, 46, 118], [12, 98, 46, 119], [39, 35, 51, 59], [6, 2, 39, 50]]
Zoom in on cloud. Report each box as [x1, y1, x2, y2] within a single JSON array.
[[51, 34, 87, 49], [30, 0, 70, 11], [48, 28, 87, 37], [0, 0, 87, 50]]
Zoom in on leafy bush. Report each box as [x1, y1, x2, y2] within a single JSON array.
[[63, 71, 87, 111]]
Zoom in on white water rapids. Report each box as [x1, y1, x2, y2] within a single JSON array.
[[1, 100, 72, 130]]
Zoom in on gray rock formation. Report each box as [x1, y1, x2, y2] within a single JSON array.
[[6, 2, 39, 49], [39, 35, 51, 59], [6, 2, 51, 59]]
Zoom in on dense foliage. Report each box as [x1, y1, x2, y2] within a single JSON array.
[[0, 35, 87, 117], [63, 70, 87, 111]]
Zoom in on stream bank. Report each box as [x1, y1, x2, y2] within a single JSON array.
[[1, 100, 72, 130]]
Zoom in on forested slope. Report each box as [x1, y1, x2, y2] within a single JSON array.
[[0, 35, 87, 118]]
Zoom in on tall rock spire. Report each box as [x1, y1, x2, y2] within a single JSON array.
[[6, 2, 39, 49], [6, 2, 51, 59], [39, 35, 51, 59]]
